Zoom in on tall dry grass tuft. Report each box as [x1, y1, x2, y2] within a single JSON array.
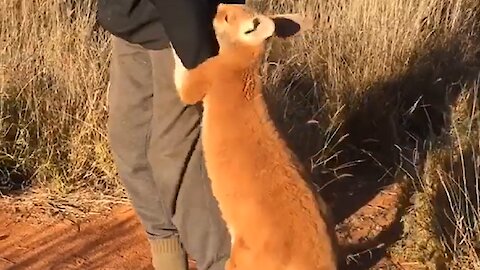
[[1, 0, 122, 214], [391, 80, 480, 269], [1, 0, 480, 266], [437, 81, 480, 269]]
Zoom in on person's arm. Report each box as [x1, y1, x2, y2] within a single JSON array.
[[148, 0, 245, 69]]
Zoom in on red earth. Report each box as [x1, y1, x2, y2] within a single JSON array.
[[0, 181, 406, 270]]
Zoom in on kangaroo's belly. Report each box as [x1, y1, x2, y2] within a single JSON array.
[[200, 108, 337, 269]]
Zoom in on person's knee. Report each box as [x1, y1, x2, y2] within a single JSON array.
[[107, 113, 129, 156], [107, 113, 151, 174], [107, 108, 128, 143], [146, 119, 202, 168]]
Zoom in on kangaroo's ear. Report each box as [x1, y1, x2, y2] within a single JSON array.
[[269, 14, 314, 38]]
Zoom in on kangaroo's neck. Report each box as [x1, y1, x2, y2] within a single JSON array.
[[206, 44, 278, 137], [219, 43, 264, 69], [207, 72, 280, 146]]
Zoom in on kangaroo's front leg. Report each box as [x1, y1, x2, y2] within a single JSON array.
[[172, 47, 209, 104]]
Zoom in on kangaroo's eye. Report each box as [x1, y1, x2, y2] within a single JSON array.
[[224, 14, 229, 23]]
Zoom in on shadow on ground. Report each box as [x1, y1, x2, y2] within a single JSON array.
[[264, 31, 480, 269], [0, 207, 153, 270]]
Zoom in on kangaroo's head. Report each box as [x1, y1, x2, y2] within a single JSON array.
[[213, 4, 313, 52], [172, 4, 313, 105]]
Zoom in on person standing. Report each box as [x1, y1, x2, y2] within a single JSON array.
[[96, 1, 244, 269]]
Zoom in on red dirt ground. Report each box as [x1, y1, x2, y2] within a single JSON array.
[[0, 182, 406, 270], [0, 205, 160, 270]]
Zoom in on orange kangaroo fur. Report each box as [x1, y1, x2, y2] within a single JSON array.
[[173, 4, 338, 270]]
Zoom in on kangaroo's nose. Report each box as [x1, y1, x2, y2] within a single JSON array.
[[252, 18, 260, 29]]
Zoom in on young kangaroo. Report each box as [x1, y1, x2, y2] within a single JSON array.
[[173, 4, 338, 270]]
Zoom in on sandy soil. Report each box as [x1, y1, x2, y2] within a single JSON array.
[[0, 182, 406, 270], [0, 205, 199, 270]]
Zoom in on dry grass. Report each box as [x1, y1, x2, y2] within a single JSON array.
[[0, 0, 122, 215], [1, 0, 480, 267], [390, 83, 480, 269]]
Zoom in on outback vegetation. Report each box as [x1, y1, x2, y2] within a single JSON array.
[[1, 0, 479, 269]]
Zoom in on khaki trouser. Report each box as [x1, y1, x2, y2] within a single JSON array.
[[107, 36, 230, 270]]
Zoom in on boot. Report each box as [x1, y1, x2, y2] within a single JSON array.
[[149, 236, 188, 270]]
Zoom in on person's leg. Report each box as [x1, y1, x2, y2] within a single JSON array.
[[147, 47, 231, 270], [107, 36, 187, 269]]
